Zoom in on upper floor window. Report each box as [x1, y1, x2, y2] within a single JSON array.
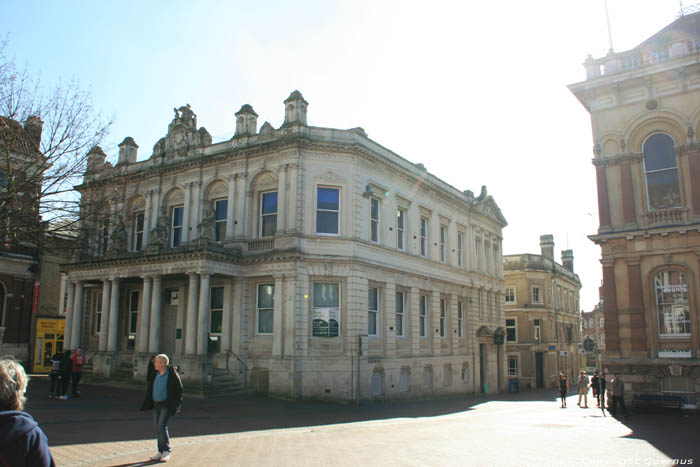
[[457, 232, 464, 267], [368, 287, 379, 337], [506, 318, 516, 342], [532, 286, 541, 304], [534, 319, 541, 342], [475, 236, 482, 271], [655, 270, 690, 336], [133, 212, 144, 251], [214, 199, 227, 242], [599, 317, 604, 328], [420, 217, 428, 257], [397, 209, 406, 251], [440, 226, 447, 263], [317, 187, 339, 235], [171, 206, 183, 247], [643, 133, 681, 210], [260, 191, 278, 237], [505, 287, 515, 304], [370, 198, 380, 243]]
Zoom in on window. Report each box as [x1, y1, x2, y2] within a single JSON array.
[[133, 212, 144, 251], [457, 232, 464, 266], [440, 298, 446, 338], [129, 291, 139, 335], [420, 218, 428, 257], [317, 187, 339, 235], [457, 301, 463, 338], [643, 133, 681, 210], [210, 286, 224, 334], [171, 205, 183, 247], [478, 289, 484, 319], [397, 209, 406, 251], [93, 291, 103, 334], [440, 226, 447, 263], [368, 287, 378, 337], [396, 291, 405, 337], [506, 318, 516, 342], [599, 317, 604, 328], [655, 271, 690, 336], [312, 283, 340, 337], [532, 286, 541, 304], [260, 191, 278, 237], [534, 319, 541, 342], [508, 355, 518, 377], [214, 199, 227, 242], [419, 295, 427, 338], [370, 198, 380, 243], [475, 237, 482, 270], [257, 284, 274, 334], [505, 287, 515, 304]]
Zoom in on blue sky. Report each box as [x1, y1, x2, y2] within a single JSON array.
[[1, 0, 685, 311]]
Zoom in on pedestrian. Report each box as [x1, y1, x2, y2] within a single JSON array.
[[610, 372, 630, 418], [59, 350, 72, 400], [598, 371, 607, 410], [577, 370, 589, 408], [0, 357, 56, 466], [558, 372, 570, 408], [140, 354, 183, 463], [71, 348, 86, 398], [49, 350, 63, 399], [590, 371, 599, 404]]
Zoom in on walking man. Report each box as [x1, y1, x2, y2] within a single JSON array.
[[141, 354, 183, 463], [610, 372, 630, 418], [577, 370, 589, 408], [71, 348, 86, 398]]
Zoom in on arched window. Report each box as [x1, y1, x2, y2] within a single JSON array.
[[643, 133, 681, 210], [654, 271, 690, 336]]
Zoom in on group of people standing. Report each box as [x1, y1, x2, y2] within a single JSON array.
[[48, 348, 85, 400], [558, 370, 630, 418]]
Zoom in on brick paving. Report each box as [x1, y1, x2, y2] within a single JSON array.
[[22, 375, 700, 467]]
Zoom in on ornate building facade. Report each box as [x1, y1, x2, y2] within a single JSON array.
[[61, 91, 508, 400], [569, 11, 700, 404], [503, 235, 582, 390]]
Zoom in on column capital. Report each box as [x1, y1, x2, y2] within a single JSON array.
[[199, 272, 211, 280]]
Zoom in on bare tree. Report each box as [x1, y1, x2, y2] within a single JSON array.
[[0, 36, 112, 254]]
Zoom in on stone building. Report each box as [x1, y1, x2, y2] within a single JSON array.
[[581, 286, 605, 370], [569, 11, 700, 404], [61, 91, 508, 401], [503, 235, 582, 390]]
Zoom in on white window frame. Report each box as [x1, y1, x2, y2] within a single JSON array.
[[312, 282, 341, 338], [259, 191, 278, 238], [534, 319, 541, 342], [397, 208, 406, 251], [133, 212, 144, 251], [419, 294, 428, 338], [508, 355, 519, 377], [420, 217, 428, 257], [256, 283, 274, 335], [396, 291, 405, 338], [170, 205, 184, 247], [316, 186, 340, 236], [599, 317, 604, 328], [643, 132, 682, 211], [440, 298, 447, 338], [368, 287, 379, 337], [370, 197, 380, 243], [532, 286, 541, 304], [457, 232, 464, 267], [128, 290, 139, 336], [457, 301, 463, 338], [506, 318, 517, 342], [214, 198, 227, 242], [209, 286, 224, 335], [505, 287, 515, 304], [440, 226, 447, 263]]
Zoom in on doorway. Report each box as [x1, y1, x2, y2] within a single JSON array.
[[535, 352, 544, 388], [479, 343, 487, 393]]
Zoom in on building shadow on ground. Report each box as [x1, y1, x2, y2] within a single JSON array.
[[28, 377, 558, 446]]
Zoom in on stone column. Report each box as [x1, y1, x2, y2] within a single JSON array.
[[221, 277, 234, 352], [148, 275, 162, 353], [409, 287, 420, 355], [183, 182, 192, 243], [70, 281, 84, 349], [58, 274, 67, 316], [136, 276, 152, 353], [283, 276, 296, 358], [98, 280, 111, 352], [595, 165, 611, 228], [431, 289, 441, 355], [226, 175, 236, 239], [277, 165, 287, 235], [143, 191, 152, 246], [185, 273, 199, 355], [106, 279, 119, 352], [384, 281, 397, 357], [196, 273, 211, 355], [272, 275, 284, 357], [63, 281, 75, 350], [626, 260, 647, 353]]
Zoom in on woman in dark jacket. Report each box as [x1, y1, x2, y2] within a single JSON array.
[[140, 354, 183, 462], [558, 373, 570, 408]]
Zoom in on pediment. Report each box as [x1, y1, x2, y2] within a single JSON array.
[[475, 196, 507, 227]]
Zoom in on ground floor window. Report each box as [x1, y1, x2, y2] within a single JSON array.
[[368, 287, 378, 337], [209, 286, 224, 353], [127, 290, 139, 350], [312, 282, 340, 337], [655, 270, 691, 336], [508, 355, 518, 377], [256, 284, 274, 335]]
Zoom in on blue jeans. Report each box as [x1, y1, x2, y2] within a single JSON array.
[[153, 403, 171, 453]]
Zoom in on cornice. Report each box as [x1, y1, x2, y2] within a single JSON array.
[[591, 152, 643, 167]]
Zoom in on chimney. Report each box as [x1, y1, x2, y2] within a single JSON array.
[[540, 234, 554, 260], [234, 104, 258, 136], [86, 146, 107, 172], [23, 116, 43, 151], [283, 90, 308, 126], [118, 137, 138, 164], [561, 249, 574, 273]]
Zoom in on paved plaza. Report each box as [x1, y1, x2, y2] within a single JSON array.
[[23, 375, 700, 467]]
